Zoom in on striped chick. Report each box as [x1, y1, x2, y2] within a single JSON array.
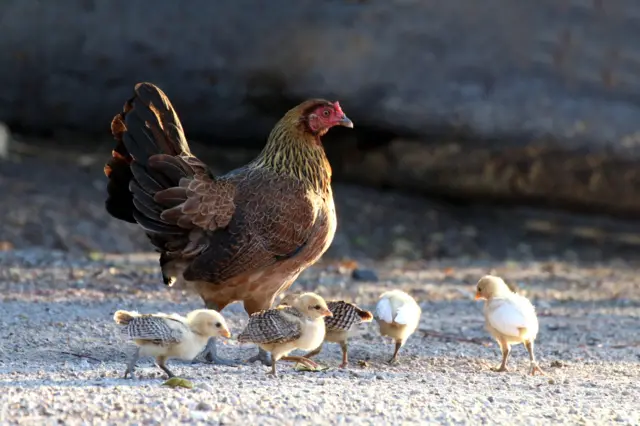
[[281, 294, 373, 368], [374, 290, 422, 364], [238, 292, 332, 376], [114, 309, 230, 379], [475, 275, 543, 375]]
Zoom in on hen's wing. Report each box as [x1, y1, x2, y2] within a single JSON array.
[[121, 315, 188, 345], [487, 301, 528, 338], [178, 170, 318, 284], [237, 307, 303, 345]]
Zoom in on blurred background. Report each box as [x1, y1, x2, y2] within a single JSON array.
[[2, 0, 640, 264]]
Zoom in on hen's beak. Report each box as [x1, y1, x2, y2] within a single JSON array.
[[474, 291, 482, 300], [322, 309, 334, 317], [338, 115, 354, 128], [220, 329, 231, 338]]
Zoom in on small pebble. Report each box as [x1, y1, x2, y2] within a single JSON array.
[[351, 268, 379, 282]]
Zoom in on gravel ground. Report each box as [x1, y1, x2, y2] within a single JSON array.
[[0, 148, 639, 425]]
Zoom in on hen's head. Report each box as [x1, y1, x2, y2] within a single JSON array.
[[293, 99, 354, 136]]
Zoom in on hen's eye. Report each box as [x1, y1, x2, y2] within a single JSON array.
[[215, 322, 221, 328], [323, 110, 330, 117]]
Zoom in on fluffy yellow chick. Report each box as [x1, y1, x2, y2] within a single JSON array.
[[238, 292, 332, 376], [374, 289, 422, 364], [280, 293, 373, 368], [114, 309, 231, 379], [475, 275, 543, 376]]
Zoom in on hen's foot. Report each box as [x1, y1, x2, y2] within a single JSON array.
[[245, 348, 272, 366], [193, 338, 241, 366]]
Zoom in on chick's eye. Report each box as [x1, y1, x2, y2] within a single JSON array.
[[215, 322, 221, 328], [322, 109, 330, 117], [313, 305, 322, 310]]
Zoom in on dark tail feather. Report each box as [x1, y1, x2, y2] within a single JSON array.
[[104, 82, 191, 224]]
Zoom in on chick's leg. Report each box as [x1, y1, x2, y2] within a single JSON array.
[[524, 340, 544, 376], [196, 300, 240, 366], [491, 337, 511, 372], [388, 340, 403, 365], [302, 344, 323, 360], [123, 347, 140, 379], [156, 356, 176, 379], [281, 356, 319, 369], [339, 341, 349, 368]]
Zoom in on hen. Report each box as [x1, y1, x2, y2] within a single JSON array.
[[104, 82, 353, 366]]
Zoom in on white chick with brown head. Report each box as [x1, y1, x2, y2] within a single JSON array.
[[475, 275, 543, 376], [238, 292, 332, 376], [374, 289, 421, 364], [114, 308, 231, 379]]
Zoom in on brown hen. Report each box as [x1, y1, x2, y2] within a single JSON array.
[[104, 82, 353, 365]]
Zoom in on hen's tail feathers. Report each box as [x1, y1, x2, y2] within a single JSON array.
[[104, 82, 192, 224], [356, 308, 374, 323], [114, 310, 139, 325]]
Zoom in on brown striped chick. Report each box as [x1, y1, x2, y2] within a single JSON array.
[[238, 292, 332, 376], [374, 290, 422, 364], [114, 309, 231, 379], [475, 275, 543, 376], [280, 294, 373, 368]]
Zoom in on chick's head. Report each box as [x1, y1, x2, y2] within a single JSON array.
[[293, 292, 333, 319], [475, 275, 512, 300], [187, 309, 231, 338]]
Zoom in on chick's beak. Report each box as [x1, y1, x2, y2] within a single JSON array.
[[220, 329, 231, 338], [474, 291, 482, 300], [322, 309, 333, 317], [338, 115, 354, 128]]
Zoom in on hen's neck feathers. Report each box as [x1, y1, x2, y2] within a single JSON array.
[[251, 113, 332, 194]]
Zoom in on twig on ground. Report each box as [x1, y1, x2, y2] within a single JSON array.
[[59, 351, 102, 363], [610, 341, 640, 349], [420, 329, 491, 346]]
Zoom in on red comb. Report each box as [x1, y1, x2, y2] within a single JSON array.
[[333, 101, 344, 115]]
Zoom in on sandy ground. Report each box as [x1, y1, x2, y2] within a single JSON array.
[[0, 151, 639, 425]]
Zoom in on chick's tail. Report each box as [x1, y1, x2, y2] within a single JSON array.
[[357, 308, 374, 322], [113, 310, 140, 325]]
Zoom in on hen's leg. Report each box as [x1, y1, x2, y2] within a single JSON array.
[[243, 297, 275, 366], [123, 347, 140, 379], [524, 340, 544, 376], [196, 301, 241, 366], [491, 337, 511, 372]]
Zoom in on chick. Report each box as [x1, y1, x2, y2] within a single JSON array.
[[374, 290, 422, 364], [280, 294, 373, 368], [114, 309, 231, 379], [475, 275, 543, 376], [238, 292, 333, 376]]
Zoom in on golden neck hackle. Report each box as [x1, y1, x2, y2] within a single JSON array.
[[251, 119, 332, 194]]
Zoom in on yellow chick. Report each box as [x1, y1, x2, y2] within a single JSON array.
[[475, 275, 543, 375], [114, 309, 231, 379], [374, 289, 422, 364], [280, 293, 373, 368], [238, 292, 332, 376]]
